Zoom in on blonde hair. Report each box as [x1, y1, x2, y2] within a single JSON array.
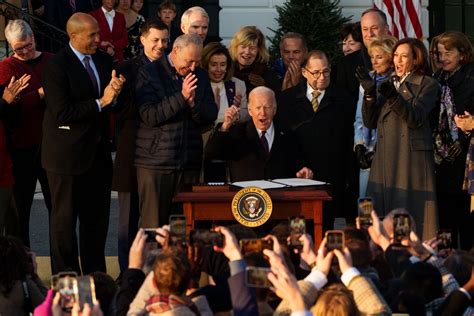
[[311, 284, 360, 316], [368, 35, 397, 57], [229, 26, 269, 64]]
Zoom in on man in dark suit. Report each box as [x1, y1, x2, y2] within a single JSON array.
[[42, 12, 125, 274], [276, 50, 355, 228], [134, 33, 217, 228], [89, 0, 128, 63], [113, 19, 169, 273], [335, 8, 389, 100], [205, 86, 313, 182], [44, 0, 95, 31]]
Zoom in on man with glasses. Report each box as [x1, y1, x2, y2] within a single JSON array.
[[276, 50, 355, 230]]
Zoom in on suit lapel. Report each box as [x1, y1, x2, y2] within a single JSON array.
[[98, 10, 112, 36], [246, 121, 268, 159], [295, 81, 314, 116], [65, 47, 98, 95]]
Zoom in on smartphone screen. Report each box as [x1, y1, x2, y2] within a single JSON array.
[[393, 214, 410, 245], [245, 266, 271, 288], [55, 275, 78, 312], [240, 238, 273, 256], [437, 229, 452, 250], [325, 230, 344, 251], [357, 197, 373, 227], [289, 216, 306, 249], [169, 215, 187, 246], [75, 276, 97, 310]]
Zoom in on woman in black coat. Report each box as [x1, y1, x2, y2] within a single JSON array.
[[229, 26, 281, 96], [433, 31, 474, 250]]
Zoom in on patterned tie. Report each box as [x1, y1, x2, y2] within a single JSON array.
[[260, 130, 269, 154], [83, 56, 99, 95], [70, 0, 76, 12], [312, 90, 321, 112]]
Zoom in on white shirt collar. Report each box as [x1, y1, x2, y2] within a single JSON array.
[[69, 42, 89, 62], [306, 83, 325, 103], [102, 6, 115, 17]]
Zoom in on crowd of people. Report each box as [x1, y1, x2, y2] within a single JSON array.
[[0, 0, 474, 315]]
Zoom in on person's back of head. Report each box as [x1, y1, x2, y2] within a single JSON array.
[[0, 236, 32, 296], [153, 249, 192, 296], [390, 290, 426, 316], [444, 250, 474, 286], [90, 271, 117, 315], [311, 283, 360, 316], [401, 262, 443, 304], [344, 228, 372, 269]]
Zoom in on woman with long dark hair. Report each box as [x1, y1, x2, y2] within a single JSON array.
[[360, 38, 439, 239]]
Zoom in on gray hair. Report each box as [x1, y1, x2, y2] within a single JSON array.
[[173, 33, 203, 50], [249, 86, 277, 108], [5, 19, 34, 43], [181, 6, 209, 26]]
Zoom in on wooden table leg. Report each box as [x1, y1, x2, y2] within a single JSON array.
[[183, 202, 194, 236]]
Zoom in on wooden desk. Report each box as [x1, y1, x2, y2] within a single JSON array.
[[174, 186, 332, 247]]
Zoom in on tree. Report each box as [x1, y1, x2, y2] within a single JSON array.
[[268, 0, 351, 64]]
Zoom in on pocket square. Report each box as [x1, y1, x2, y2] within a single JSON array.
[[58, 125, 70, 130]]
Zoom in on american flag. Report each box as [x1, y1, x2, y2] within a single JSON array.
[[374, 0, 423, 39]]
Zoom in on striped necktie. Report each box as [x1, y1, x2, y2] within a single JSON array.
[[312, 90, 321, 112]]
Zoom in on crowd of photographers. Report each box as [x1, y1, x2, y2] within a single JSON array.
[[1, 208, 473, 315]]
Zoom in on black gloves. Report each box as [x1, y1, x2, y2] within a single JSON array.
[[355, 144, 374, 170], [355, 66, 375, 96], [378, 80, 398, 101]]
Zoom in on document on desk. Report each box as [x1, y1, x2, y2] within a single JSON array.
[[231, 178, 327, 189], [231, 180, 286, 189], [272, 178, 327, 187]]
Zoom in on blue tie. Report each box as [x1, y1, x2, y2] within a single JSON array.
[[84, 56, 99, 95]]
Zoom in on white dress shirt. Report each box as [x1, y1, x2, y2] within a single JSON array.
[[306, 83, 325, 104], [102, 6, 115, 32]]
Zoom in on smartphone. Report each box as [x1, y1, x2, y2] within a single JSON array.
[[75, 276, 98, 310], [393, 214, 410, 245], [53, 273, 78, 312], [358, 197, 373, 228], [437, 229, 452, 250], [289, 216, 306, 250], [144, 228, 158, 243], [325, 230, 345, 251], [240, 238, 273, 256], [245, 266, 271, 288], [169, 215, 187, 246], [191, 230, 224, 248]]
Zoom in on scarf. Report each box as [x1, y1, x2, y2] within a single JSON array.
[[434, 80, 458, 164]]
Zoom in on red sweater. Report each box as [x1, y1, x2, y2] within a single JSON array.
[[0, 53, 53, 148]]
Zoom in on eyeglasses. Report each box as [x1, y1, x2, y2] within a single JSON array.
[[304, 68, 331, 78], [12, 42, 33, 54]]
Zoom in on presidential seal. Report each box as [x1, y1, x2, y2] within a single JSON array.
[[232, 186, 273, 227]]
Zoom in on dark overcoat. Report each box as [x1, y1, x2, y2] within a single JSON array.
[[363, 73, 440, 239]]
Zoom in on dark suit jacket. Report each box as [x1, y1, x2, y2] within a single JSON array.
[[42, 46, 114, 175], [44, 0, 94, 30], [205, 120, 301, 182], [335, 47, 371, 101], [90, 8, 128, 63], [112, 52, 149, 192], [277, 82, 354, 216]]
